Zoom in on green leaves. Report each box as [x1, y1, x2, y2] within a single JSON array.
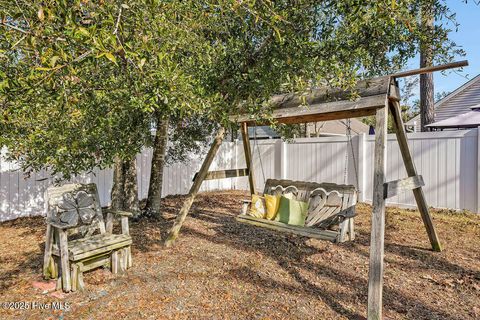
[[0, 0, 467, 179], [104, 52, 117, 65]]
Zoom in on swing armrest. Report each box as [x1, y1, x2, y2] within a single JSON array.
[[241, 200, 252, 215], [337, 206, 357, 219]]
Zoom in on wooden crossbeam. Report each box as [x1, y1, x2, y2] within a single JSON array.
[[390, 60, 468, 79], [192, 168, 249, 182], [384, 175, 425, 199], [230, 94, 385, 125]]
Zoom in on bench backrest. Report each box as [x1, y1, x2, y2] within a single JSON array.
[[45, 183, 105, 236], [263, 179, 357, 227]]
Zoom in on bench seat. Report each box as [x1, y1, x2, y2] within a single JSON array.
[[52, 233, 132, 261]]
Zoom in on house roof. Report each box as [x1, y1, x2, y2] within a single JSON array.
[[308, 118, 369, 135], [426, 104, 480, 128], [248, 118, 369, 139], [406, 74, 480, 129]]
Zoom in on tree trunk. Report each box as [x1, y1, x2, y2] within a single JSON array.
[[145, 116, 169, 217], [420, 1, 435, 132], [111, 156, 140, 216], [111, 157, 126, 210], [124, 157, 140, 214]]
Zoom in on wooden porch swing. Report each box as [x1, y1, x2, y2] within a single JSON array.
[[164, 60, 468, 320], [234, 120, 360, 243]]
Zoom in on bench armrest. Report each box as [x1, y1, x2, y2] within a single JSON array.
[[104, 209, 131, 235], [104, 209, 133, 217], [337, 206, 356, 219]]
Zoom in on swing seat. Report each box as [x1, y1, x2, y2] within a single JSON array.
[[236, 179, 357, 243]]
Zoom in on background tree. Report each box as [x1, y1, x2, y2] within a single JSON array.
[[0, 1, 220, 215], [420, 0, 435, 131]]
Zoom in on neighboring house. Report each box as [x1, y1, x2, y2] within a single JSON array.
[[405, 74, 480, 131], [304, 119, 369, 137], [245, 118, 369, 139], [247, 126, 281, 139]]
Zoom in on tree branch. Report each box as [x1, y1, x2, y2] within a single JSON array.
[[0, 21, 29, 34]]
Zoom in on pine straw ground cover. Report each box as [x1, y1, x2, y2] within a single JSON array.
[[1, 190, 480, 320]]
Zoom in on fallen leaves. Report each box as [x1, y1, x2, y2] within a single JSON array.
[[0, 191, 479, 319]]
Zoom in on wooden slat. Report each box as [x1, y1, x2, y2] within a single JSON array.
[[52, 234, 132, 260], [264, 178, 357, 194], [68, 234, 131, 255], [384, 175, 425, 199], [231, 94, 385, 125], [236, 214, 339, 242], [192, 168, 249, 182], [79, 255, 111, 272]]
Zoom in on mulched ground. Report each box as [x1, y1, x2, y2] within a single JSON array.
[[1, 190, 479, 320]]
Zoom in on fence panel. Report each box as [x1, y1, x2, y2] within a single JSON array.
[[1, 129, 479, 222]]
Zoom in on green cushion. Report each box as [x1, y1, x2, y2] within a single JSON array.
[[275, 196, 308, 226]]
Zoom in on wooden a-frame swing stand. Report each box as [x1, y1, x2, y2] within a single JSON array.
[[164, 60, 467, 320]]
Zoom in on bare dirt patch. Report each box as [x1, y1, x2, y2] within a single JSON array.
[[1, 190, 479, 319]]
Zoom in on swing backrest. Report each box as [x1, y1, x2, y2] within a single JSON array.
[[263, 179, 357, 228]]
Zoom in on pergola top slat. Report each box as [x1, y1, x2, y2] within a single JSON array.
[[229, 76, 392, 125]]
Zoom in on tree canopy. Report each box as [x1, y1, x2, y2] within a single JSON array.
[[0, 0, 464, 178]]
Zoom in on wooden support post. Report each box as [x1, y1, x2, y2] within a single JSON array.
[[241, 122, 256, 194], [111, 250, 119, 274], [164, 127, 226, 247], [58, 229, 71, 292], [43, 224, 54, 279], [367, 104, 388, 320], [389, 99, 442, 252], [71, 264, 78, 292]]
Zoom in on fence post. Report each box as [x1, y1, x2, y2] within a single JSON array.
[[357, 133, 367, 202], [280, 140, 288, 179], [233, 139, 238, 190]]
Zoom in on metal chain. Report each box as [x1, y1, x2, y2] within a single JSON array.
[[343, 119, 359, 189]]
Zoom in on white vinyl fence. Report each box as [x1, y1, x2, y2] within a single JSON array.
[[1, 129, 479, 222]]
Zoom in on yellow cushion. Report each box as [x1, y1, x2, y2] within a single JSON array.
[[249, 194, 266, 218], [264, 194, 281, 220]]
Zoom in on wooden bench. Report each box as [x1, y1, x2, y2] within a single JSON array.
[[236, 179, 357, 243], [43, 183, 133, 292]]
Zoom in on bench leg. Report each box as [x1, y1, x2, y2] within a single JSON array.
[[126, 246, 132, 269], [43, 224, 54, 279], [348, 217, 355, 241], [111, 250, 119, 274], [119, 249, 127, 273], [58, 230, 71, 292], [71, 264, 78, 292], [338, 219, 348, 243]]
